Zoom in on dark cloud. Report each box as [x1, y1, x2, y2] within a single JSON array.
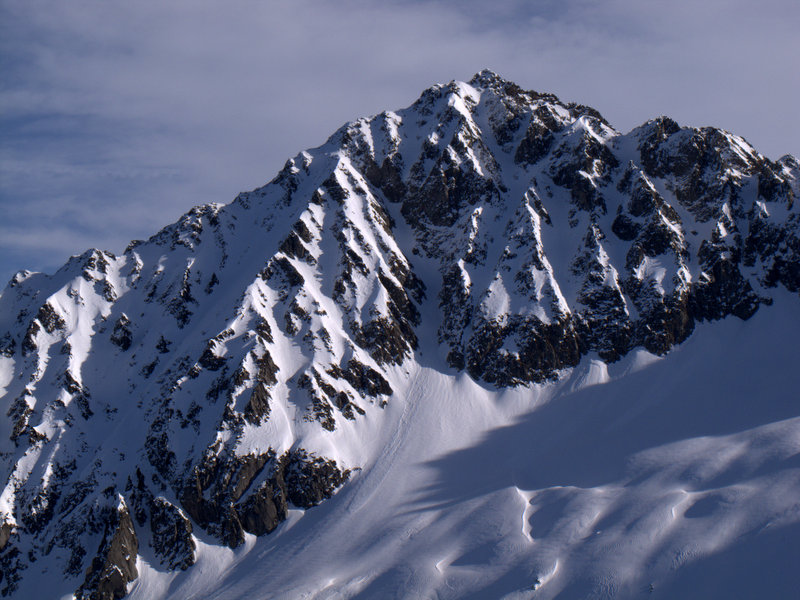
[[1, 0, 798, 283]]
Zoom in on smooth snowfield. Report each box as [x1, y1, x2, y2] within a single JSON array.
[[125, 296, 800, 599]]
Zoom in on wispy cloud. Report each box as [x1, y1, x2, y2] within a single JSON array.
[[1, 0, 798, 283]]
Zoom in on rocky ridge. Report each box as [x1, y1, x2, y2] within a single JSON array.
[[0, 70, 798, 598]]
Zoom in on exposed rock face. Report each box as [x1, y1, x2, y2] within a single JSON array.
[[179, 449, 349, 548], [0, 523, 11, 551], [110, 314, 132, 351], [75, 502, 139, 600], [0, 71, 798, 598], [149, 498, 195, 571]]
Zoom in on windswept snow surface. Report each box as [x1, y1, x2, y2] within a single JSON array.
[[125, 294, 800, 600]]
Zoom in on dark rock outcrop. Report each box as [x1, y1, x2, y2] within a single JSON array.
[[179, 449, 349, 548], [75, 504, 139, 600], [110, 314, 132, 351], [150, 498, 195, 571]]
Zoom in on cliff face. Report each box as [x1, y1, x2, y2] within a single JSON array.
[[0, 71, 798, 598]]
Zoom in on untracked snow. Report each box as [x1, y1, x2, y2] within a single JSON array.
[[121, 294, 800, 600]]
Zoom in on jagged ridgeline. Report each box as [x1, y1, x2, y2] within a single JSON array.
[[1, 70, 798, 598]]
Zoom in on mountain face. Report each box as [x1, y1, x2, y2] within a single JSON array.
[[1, 71, 799, 599]]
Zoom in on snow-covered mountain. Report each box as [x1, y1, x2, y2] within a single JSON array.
[[2, 70, 799, 599]]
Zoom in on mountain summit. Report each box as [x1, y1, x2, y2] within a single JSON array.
[[1, 72, 799, 599]]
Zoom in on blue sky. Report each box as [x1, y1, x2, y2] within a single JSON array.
[[2, 0, 798, 283]]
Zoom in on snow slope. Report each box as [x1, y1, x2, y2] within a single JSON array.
[[121, 293, 800, 600], [2, 71, 800, 599]]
